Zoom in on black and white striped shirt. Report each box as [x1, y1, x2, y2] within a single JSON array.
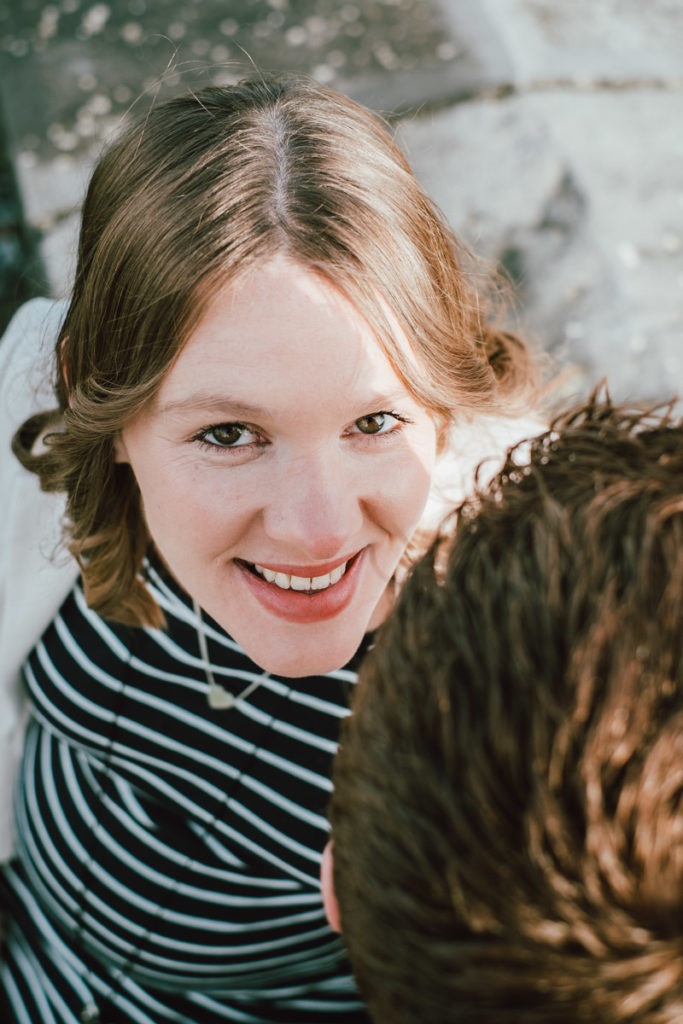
[[1, 554, 370, 1023]]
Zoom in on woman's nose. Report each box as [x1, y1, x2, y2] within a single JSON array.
[[262, 454, 364, 560]]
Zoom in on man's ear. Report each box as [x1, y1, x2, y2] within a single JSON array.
[[320, 840, 341, 933]]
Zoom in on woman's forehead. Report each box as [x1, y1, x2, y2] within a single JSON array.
[[151, 258, 420, 418]]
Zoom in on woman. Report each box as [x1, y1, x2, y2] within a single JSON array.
[[0, 75, 539, 1022]]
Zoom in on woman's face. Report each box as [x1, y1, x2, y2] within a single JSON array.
[[116, 256, 437, 677]]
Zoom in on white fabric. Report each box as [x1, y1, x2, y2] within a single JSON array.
[[424, 411, 543, 534], [0, 298, 76, 861], [0, 297, 545, 863]]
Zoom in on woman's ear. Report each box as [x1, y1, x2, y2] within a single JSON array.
[[320, 840, 342, 933], [61, 337, 131, 464], [434, 413, 451, 456], [113, 434, 130, 464], [59, 336, 72, 405]]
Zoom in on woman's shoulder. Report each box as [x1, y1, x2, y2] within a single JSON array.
[[0, 296, 66, 348], [0, 297, 67, 395], [0, 297, 67, 479], [0, 299, 73, 863], [0, 296, 74, 627]]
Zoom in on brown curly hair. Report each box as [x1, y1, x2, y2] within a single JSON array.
[[13, 74, 537, 628], [329, 392, 683, 1024]]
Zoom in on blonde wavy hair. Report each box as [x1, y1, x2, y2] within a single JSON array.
[[14, 74, 537, 628]]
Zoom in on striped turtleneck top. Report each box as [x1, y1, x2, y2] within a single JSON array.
[[0, 553, 371, 1023]]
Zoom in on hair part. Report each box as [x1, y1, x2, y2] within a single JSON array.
[[14, 73, 537, 627], [330, 391, 683, 1024]]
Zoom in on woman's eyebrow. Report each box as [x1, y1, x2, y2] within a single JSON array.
[[157, 387, 414, 419], [157, 393, 266, 418]]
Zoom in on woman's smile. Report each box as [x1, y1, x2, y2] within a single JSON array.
[[115, 255, 438, 677], [247, 554, 355, 592], [236, 550, 366, 625]]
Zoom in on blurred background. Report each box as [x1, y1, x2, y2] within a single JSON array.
[[0, 0, 681, 403]]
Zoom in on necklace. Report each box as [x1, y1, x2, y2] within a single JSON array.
[[193, 598, 270, 709], [70, 582, 271, 1022]]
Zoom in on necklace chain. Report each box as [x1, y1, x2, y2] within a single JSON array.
[[77, 595, 271, 1022], [192, 599, 270, 709]]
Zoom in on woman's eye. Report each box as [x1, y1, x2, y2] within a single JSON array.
[[198, 423, 254, 448], [353, 412, 402, 435]]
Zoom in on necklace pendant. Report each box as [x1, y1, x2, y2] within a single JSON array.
[[194, 599, 268, 711], [207, 682, 236, 710]]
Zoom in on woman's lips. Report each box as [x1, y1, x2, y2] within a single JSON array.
[[236, 551, 364, 624]]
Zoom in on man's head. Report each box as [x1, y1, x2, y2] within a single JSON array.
[[327, 394, 683, 1024]]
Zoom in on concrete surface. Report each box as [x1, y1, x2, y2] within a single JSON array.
[[0, 0, 681, 403]]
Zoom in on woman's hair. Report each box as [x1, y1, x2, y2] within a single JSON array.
[[14, 73, 537, 627], [329, 394, 683, 1024]]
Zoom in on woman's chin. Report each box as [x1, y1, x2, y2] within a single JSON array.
[[233, 600, 380, 677], [241, 630, 367, 679]]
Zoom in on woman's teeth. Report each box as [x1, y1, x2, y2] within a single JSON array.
[[252, 562, 347, 592]]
